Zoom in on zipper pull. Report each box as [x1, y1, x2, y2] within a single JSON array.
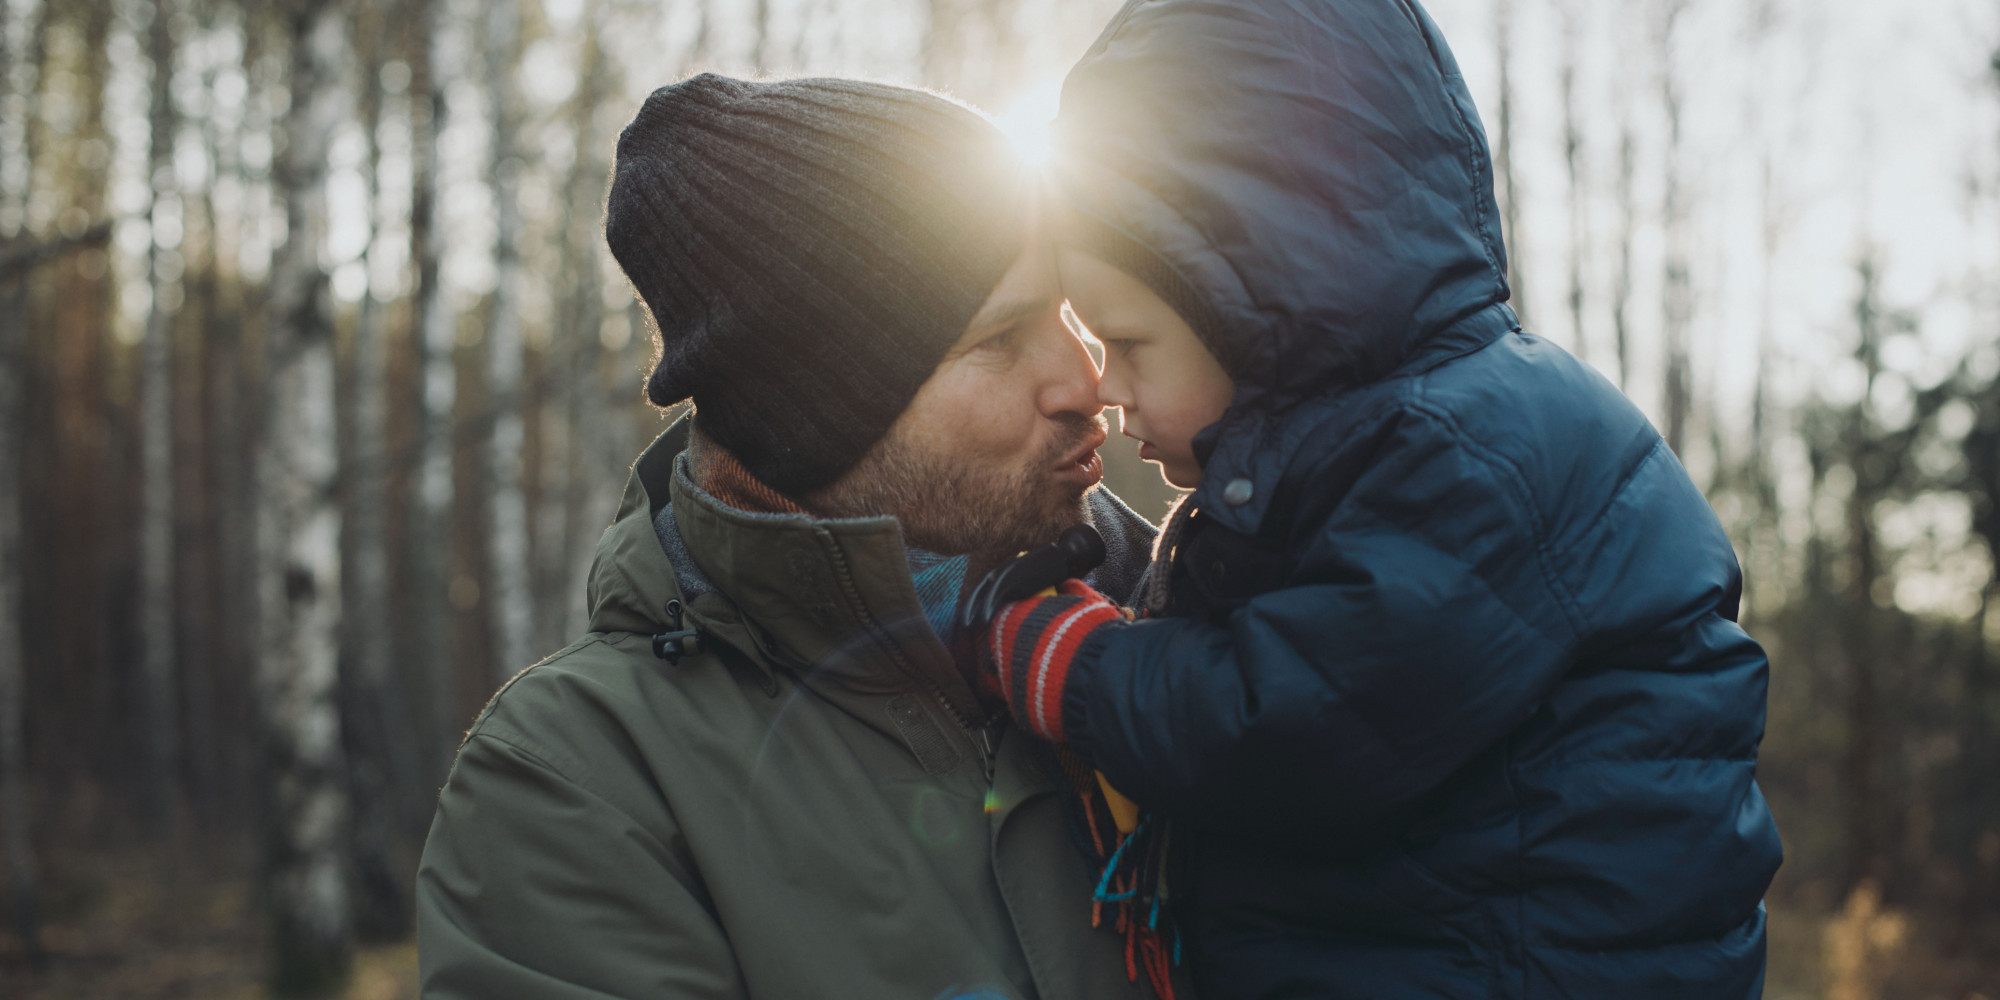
[[977, 725, 997, 785]]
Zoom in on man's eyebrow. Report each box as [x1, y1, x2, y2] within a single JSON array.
[[966, 296, 1050, 336]]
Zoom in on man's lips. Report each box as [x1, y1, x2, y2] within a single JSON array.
[[1053, 425, 1108, 487]]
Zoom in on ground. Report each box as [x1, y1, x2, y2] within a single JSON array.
[[0, 843, 415, 1000], [2, 843, 1999, 998]]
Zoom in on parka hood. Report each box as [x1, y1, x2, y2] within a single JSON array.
[[1052, 0, 1518, 531]]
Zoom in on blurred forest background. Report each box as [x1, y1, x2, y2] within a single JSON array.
[[0, 0, 1996, 996]]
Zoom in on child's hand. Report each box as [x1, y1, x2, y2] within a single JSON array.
[[980, 578, 1127, 741]]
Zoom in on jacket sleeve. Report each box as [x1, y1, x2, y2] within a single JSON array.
[[417, 728, 748, 1000], [1065, 405, 1582, 853]]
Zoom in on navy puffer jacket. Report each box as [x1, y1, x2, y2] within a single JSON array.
[[1050, 1, 1784, 997]]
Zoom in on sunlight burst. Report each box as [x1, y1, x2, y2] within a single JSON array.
[[993, 83, 1061, 168]]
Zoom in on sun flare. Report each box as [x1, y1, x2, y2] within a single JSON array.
[[993, 83, 1062, 168]]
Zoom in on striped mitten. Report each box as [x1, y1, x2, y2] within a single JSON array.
[[985, 578, 1126, 742]]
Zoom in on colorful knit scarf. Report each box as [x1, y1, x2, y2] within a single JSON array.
[[1047, 493, 1198, 1000]]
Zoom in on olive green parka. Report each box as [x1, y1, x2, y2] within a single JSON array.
[[417, 423, 1169, 1000]]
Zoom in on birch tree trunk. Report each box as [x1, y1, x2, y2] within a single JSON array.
[[138, 0, 181, 832], [482, 0, 533, 680], [259, 0, 353, 990]]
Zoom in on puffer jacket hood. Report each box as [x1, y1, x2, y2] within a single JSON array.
[[1053, 0, 1518, 532]]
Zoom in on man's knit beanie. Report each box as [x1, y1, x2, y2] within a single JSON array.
[[606, 74, 1027, 498]]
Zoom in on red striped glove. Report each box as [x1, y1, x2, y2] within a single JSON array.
[[985, 578, 1126, 742]]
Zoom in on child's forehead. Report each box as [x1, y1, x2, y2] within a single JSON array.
[[1057, 250, 1194, 338]]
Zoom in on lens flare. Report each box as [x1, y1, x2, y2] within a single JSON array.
[[993, 84, 1061, 168]]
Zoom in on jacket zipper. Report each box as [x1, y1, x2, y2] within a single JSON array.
[[975, 723, 997, 784], [884, 639, 998, 786], [816, 536, 996, 785], [879, 637, 995, 786]]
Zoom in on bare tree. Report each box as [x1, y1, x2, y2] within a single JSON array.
[[0, 216, 111, 967], [408, 0, 459, 772], [550, 0, 623, 643], [482, 0, 533, 681], [0, 33, 99, 940], [755, 0, 772, 72], [1958, 365, 2000, 920], [337, 1, 413, 942], [175, 0, 222, 829], [200, 0, 260, 829], [137, 0, 182, 834], [1836, 254, 1894, 894], [0, 46, 42, 941], [1493, 0, 1527, 328], [1558, 0, 1587, 362], [1, 260, 38, 966], [258, 0, 354, 989], [1612, 129, 1635, 390], [1656, 0, 1692, 454]]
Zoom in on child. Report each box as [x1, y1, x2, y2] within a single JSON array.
[[979, 2, 1783, 998]]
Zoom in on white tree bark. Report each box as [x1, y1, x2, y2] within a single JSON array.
[[138, 0, 181, 830], [258, 0, 352, 988], [483, 0, 532, 680]]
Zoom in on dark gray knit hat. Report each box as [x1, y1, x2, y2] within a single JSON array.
[[606, 73, 1028, 497]]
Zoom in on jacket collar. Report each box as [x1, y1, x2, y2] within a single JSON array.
[[1192, 301, 1519, 536], [586, 418, 989, 724]]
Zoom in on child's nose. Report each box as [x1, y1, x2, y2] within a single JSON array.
[[1095, 364, 1134, 411]]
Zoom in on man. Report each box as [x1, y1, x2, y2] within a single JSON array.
[[415, 74, 1168, 999]]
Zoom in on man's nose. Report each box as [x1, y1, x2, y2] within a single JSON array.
[[1034, 318, 1103, 419]]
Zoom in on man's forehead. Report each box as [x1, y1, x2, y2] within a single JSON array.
[[959, 245, 1061, 341]]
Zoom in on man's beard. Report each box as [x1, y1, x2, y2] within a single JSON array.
[[808, 413, 1103, 560]]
